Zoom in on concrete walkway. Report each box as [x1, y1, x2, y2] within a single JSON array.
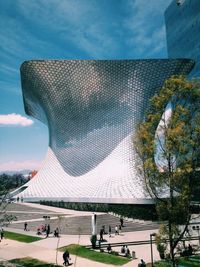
[[0, 203, 161, 267], [0, 231, 160, 267], [6, 203, 159, 235]]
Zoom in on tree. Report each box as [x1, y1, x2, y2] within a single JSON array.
[[135, 76, 200, 266], [0, 173, 25, 226], [0, 174, 14, 225], [55, 215, 63, 265]]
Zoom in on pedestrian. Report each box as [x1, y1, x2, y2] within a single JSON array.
[[107, 243, 112, 253], [63, 250, 70, 266], [108, 225, 111, 237], [47, 224, 50, 233], [37, 227, 41, 235], [115, 225, 119, 235], [120, 217, 124, 227], [125, 245, 130, 257], [100, 228, 104, 241], [0, 228, 4, 240], [121, 245, 125, 253], [54, 227, 59, 237], [24, 222, 28, 231], [46, 224, 50, 238], [140, 259, 146, 267], [119, 224, 122, 234]]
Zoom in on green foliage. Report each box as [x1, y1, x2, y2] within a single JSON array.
[[154, 261, 171, 267], [10, 257, 61, 266], [0, 213, 17, 227], [5, 231, 42, 243], [59, 244, 130, 265], [157, 243, 167, 259], [40, 201, 157, 220], [0, 173, 27, 225], [0, 173, 26, 193], [136, 76, 200, 266]]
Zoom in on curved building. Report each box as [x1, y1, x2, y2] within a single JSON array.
[[16, 59, 194, 203]]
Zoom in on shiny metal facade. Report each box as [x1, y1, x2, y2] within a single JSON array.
[[19, 59, 194, 203]]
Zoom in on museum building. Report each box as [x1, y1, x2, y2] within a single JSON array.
[[13, 0, 199, 204]]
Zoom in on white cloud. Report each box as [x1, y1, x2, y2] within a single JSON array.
[[0, 160, 41, 172], [6, 0, 119, 58], [0, 113, 33, 126]]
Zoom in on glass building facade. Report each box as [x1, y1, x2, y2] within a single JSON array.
[[16, 59, 194, 203], [165, 0, 200, 77]]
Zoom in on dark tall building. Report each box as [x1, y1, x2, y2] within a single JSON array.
[[165, 0, 200, 77]]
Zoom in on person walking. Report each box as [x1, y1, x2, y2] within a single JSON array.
[[108, 225, 111, 237], [46, 224, 50, 238], [119, 224, 122, 234], [115, 225, 119, 235], [24, 222, 28, 231], [100, 228, 104, 241], [63, 250, 70, 266], [0, 228, 4, 241], [120, 217, 124, 227], [54, 227, 59, 237]]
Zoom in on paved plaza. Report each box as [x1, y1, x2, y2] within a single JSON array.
[[0, 203, 161, 267]]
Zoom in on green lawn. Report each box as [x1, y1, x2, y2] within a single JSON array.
[[178, 257, 200, 267], [192, 255, 200, 259], [10, 257, 61, 267], [59, 244, 130, 266], [4, 231, 42, 243], [155, 256, 200, 267]]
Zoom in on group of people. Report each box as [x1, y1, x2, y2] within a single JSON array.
[[99, 217, 125, 240], [36, 224, 60, 238], [106, 244, 130, 257], [106, 243, 146, 266], [16, 196, 23, 202], [121, 245, 130, 257]]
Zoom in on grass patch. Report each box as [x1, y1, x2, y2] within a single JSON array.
[[155, 261, 171, 267], [155, 256, 200, 267], [59, 244, 130, 266], [4, 231, 42, 243], [10, 257, 61, 266], [178, 257, 200, 267]]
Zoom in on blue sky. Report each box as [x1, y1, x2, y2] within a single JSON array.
[[0, 0, 172, 172]]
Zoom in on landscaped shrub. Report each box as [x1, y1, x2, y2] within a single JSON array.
[[90, 234, 97, 249], [40, 201, 157, 220]]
